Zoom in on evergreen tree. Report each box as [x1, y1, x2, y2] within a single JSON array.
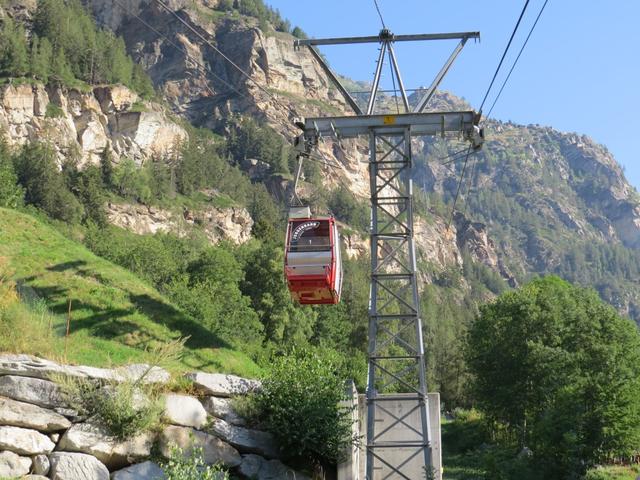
[[13, 143, 83, 223], [100, 147, 115, 190], [51, 48, 74, 85], [29, 35, 53, 83], [74, 165, 107, 226], [0, 143, 24, 208], [0, 18, 29, 77]]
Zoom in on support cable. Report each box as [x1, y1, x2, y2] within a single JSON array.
[[478, 0, 531, 114], [373, 0, 387, 29], [461, 0, 549, 219], [485, 0, 550, 119], [445, 145, 473, 230]]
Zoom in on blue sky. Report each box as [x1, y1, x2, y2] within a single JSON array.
[[266, 0, 640, 189]]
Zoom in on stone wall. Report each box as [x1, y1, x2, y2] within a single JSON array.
[[0, 354, 309, 480]]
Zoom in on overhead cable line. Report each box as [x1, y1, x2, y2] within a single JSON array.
[[373, 0, 387, 29], [459, 0, 550, 219], [445, 145, 473, 230], [152, 0, 299, 121], [478, 0, 531, 114], [439, 147, 471, 164], [486, 0, 550, 119]]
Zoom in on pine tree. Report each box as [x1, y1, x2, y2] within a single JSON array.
[[100, 147, 114, 190], [51, 48, 74, 85], [30, 35, 53, 83], [0, 18, 29, 77]]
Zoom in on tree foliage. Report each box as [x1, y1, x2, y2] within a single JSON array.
[[0, 142, 24, 208], [13, 143, 83, 223], [253, 350, 355, 464], [0, 0, 154, 96], [466, 276, 640, 477]]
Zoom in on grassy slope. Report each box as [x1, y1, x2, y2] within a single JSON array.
[[0, 207, 261, 377]]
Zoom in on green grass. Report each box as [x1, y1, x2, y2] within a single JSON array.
[[0, 207, 261, 378], [586, 465, 640, 480], [442, 412, 487, 480]]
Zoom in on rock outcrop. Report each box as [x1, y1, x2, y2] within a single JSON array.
[[163, 393, 207, 429], [0, 397, 71, 432], [106, 201, 254, 245], [57, 421, 154, 470], [0, 84, 186, 167]]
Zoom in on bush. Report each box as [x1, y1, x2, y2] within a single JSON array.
[[44, 102, 64, 118], [252, 350, 355, 464], [161, 445, 229, 480], [56, 374, 164, 439]]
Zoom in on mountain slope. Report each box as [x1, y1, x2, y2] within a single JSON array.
[[0, 207, 261, 376]]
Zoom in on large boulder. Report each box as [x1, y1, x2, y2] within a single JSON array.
[[0, 426, 55, 455], [57, 420, 154, 470], [238, 454, 311, 480], [0, 396, 71, 432], [210, 419, 279, 459], [0, 375, 65, 408], [185, 372, 260, 397], [49, 452, 110, 480], [163, 393, 207, 429], [110, 460, 165, 479], [0, 450, 32, 478], [158, 425, 241, 468], [0, 354, 170, 384], [201, 396, 246, 426]]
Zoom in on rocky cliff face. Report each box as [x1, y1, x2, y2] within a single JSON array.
[[0, 83, 186, 166], [107, 201, 254, 244]]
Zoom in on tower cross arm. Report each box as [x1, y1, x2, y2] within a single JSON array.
[[294, 31, 480, 47], [303, 111, 481, 141]]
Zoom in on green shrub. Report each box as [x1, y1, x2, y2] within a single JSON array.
[[585, 465, 640, 480], [44, 102, 64, 118], [252, 350, 355, 464], [56, 373, 164, 439], [56, 340, 184, 439], [160, 445, 229, 480]]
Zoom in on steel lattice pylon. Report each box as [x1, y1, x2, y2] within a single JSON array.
[[366, 128, 432, 479], [295, 28, 484, 479]]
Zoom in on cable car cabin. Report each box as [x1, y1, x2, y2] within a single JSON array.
[[285, 211, 343, 305]]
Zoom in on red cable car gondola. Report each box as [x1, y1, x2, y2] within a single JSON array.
[[284, 207, 343, 305]]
